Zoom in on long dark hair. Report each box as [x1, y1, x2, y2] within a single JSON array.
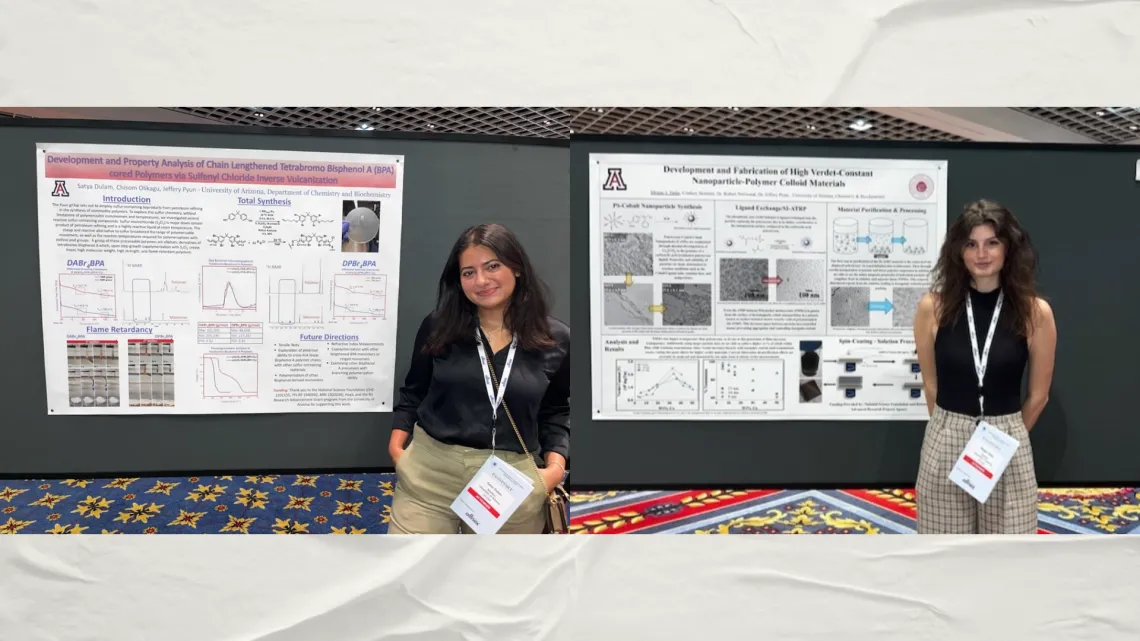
[[931, 199, 1040, 337], [422, 223, 555, 354]]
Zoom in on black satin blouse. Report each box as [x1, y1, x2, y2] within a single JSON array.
[[391, 312, 571, 459]]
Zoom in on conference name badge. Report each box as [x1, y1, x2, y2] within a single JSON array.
[[450, 455, 534, 534], [948, 421, 1019, 503]]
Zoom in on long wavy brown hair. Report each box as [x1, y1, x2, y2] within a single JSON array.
[[422, 223, 555, 355], [931, 199, 1040, 337]]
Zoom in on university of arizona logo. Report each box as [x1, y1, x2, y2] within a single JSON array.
[[51, 180, 69, 197], [602, 168, 627, 191]]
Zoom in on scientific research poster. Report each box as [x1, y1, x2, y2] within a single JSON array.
[[588, 152, 947, 421], [37, 142, 403, 415]]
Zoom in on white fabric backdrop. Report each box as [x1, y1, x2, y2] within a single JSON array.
[[2, 0, 1138, 105], [2, 536, 1138, 640]]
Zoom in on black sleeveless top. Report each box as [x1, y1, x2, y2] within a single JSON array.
[[933, 286, 1028, 417]]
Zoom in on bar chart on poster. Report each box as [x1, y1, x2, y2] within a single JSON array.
[[588, 152, 948, 421], [37, 142, 405, 415]]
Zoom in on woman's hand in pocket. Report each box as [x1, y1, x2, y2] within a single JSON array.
[[539, 466, 562, 494], [389, 431, 410, 467]]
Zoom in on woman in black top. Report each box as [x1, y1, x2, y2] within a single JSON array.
[[386, 223, 570, 534], [913, 200, 1056, 533]]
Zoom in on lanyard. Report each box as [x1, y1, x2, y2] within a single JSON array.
[[965, 289, 1003, 420], [475, 326, 517, 451]]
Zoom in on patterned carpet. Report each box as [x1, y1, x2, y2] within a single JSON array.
[[567, 487, 1140, 535], [0, 474, 1137, 534]]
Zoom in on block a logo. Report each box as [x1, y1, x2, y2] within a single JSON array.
[[602, 168, 627, 191], [51, 180, 70, 197]]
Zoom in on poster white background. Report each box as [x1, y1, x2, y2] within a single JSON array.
[[37, 143, 404, 415], [588, 153, 947, 421]]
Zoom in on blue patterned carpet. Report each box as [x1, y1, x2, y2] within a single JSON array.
[[1, 474, 1137, 534], [0, 474, 391, 535]]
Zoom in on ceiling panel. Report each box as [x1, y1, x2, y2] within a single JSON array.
[[169, 107, 569, 139], [161, 107, 966, 142], [567, 107, 963, 141], [1016, 107, 1140, 144], [10, 107, 1140, 144]]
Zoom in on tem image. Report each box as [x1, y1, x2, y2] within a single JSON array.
[[719, 258, 769, 302], [830, 286, 871, 327], [604, 282, 655, 326], [774, 258, 825, 303], [662, 283, 712, 326], [603, 233, 654, 276], [891, 286, 927, 328]]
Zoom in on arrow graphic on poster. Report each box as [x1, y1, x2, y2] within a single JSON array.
[[867, 299, 894, 313]]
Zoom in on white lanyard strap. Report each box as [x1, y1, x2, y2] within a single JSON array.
[[475, 327, 517, 450], [965, 290, 1003, 419]]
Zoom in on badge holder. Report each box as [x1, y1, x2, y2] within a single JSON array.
[[483, 337, 571, 534]]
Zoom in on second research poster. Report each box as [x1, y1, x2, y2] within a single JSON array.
[[588, 152, 948, 421]]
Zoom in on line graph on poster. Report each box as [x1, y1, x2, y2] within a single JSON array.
[[201, 265, 258, 315], [201, 352, 259, 399], [57, 273, 117, 321], [615, 359, 700, 410], [702, 359, 785, 411], [332, 273, 387, 320], [119, 260, 193, 324], [266, 260, 326, 326]]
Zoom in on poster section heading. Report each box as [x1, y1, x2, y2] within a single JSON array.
[[588, 153, 948, 421], [38, 142, 404, 415]]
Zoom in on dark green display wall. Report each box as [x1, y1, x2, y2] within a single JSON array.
[[0, 120, 569, 476], [569, 134, 1140, 488]]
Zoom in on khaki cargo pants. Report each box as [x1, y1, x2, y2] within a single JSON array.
[[387, 424, 548, 534]]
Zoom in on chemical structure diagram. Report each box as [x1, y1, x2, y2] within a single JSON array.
[[724, 233, 764, 250], [222, 209, 273, 223], [223, 211, 254, 222], [221, 210, 334, 227], [208, 233, 247, 247], [207, 233, 335, 250], [604, 212, 652, 230], [282, 212, 335, 226], [604, 210, 701, 231]]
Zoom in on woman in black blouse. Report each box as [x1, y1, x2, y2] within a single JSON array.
[[386, 223, 570, 534]]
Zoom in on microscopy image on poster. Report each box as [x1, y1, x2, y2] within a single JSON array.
[[588, 153, 947, 421]]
